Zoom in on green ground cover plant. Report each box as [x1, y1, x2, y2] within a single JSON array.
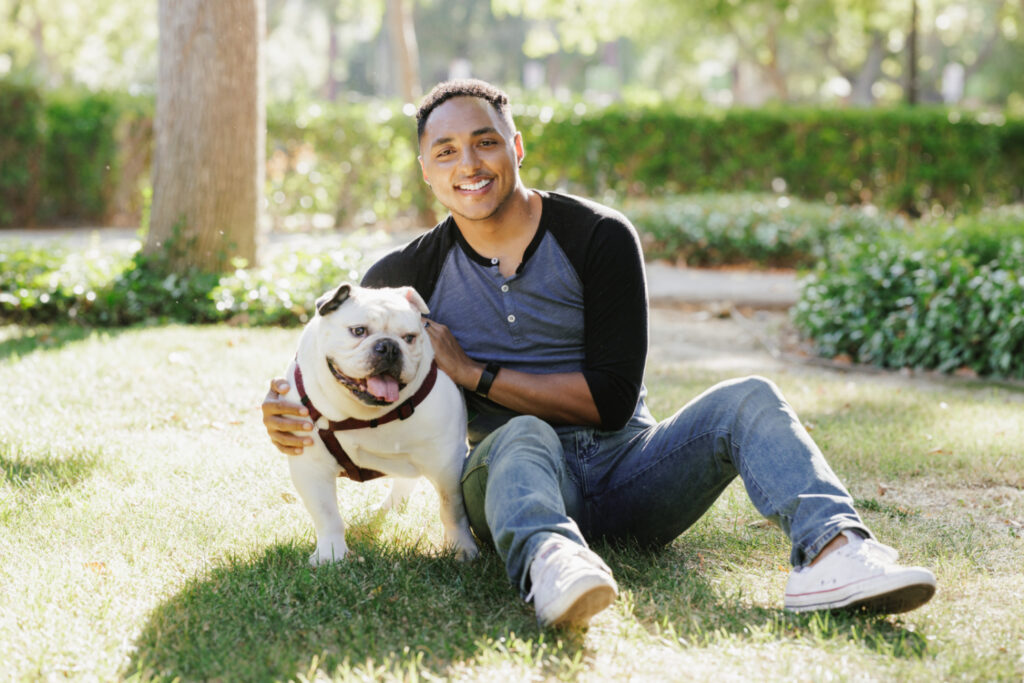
[[793, 205, 1024, 379], [0, 323, 1020, 681], [0, 231, 376, 327]]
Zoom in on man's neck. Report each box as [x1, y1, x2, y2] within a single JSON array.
[[453, 187, 542, 278]]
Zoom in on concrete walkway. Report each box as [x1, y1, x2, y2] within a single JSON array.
[[645, 261, 798, 310]]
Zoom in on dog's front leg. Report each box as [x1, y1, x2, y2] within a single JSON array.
[[288, 453, 349, 566]]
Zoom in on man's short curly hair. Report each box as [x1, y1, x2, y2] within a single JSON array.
[[416, 79, 515, 142]]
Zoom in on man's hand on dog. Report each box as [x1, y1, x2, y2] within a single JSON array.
[[262, 380, 314, 455], [423, 318, 484, 391]]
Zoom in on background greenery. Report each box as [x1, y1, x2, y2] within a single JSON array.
[[3, 197, 1023, 380], [2, 85, 1022, 230]]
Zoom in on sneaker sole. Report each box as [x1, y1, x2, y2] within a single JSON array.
[[841, 582, 936, 614], [541, 583, 618, 628], [786, 577, 936, 614]]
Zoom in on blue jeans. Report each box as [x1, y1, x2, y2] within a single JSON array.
[[460, 375, 870, 597]]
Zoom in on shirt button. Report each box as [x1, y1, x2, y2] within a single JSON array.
[[507, 314, 516, 323], [500, 285, 509, 293]]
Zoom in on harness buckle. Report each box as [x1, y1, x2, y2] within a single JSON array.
[[396, 402, 415, 420]]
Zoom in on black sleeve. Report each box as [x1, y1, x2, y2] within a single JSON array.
[[579, 214, 649, 431], [360, 219, 455, 302]]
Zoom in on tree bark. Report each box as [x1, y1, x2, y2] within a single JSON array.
[[148, 0, 265, 273], [386, 0, 421, 102]]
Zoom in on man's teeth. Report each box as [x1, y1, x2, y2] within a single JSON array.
[[458, 178, 491, 191]]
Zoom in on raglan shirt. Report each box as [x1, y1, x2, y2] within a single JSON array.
[[361, 191, 649, 445]]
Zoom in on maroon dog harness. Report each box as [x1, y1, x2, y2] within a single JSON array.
[[292, 360, 440, 482]]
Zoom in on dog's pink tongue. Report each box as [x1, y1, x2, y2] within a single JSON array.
[[367, 375, 400, 403]]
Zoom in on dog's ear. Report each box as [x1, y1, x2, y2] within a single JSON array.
[[316, 283, 352, 316], [402, 287, 429, 315]]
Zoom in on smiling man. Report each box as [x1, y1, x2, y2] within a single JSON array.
[[262, 79, 936, 629]]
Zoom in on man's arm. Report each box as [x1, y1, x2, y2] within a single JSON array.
[[426, 318, 601, 426]]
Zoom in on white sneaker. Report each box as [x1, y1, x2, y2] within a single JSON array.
[[526, 536, 618, 628], [785, 530, 936, 614]]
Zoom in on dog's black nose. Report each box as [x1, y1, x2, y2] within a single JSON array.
[[374, 338, 400, 362]]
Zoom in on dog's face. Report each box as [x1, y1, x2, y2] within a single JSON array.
[[314, 283, 430, 407]]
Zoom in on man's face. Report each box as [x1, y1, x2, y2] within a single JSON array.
[[418, 96, 524, 224]]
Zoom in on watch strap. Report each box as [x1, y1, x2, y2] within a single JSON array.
[[475, 362, 501, 397]]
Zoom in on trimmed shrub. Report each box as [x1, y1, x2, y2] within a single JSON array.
[[265, 100, 437, 229], [793, 206, 1024, 378], [529, 105, 1023, 215], [626, 194, 902, 269], [41, 90, 152, 225], [0, 82, 44, 226]]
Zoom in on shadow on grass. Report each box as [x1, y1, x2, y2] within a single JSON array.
[[0, 325, 122, 361], [613, 542, 931, 660], [0, 451, 98, 489], [0, 447, 100, 523], [124, 538, 587, 681]]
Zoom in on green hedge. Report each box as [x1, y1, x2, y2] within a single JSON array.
[[793, 206, 1024, 379], [0, 83, 44, 226], [40, 91, 152, 224], [2, 83, 1023, 228], [529, 106, 1023, 215], [0, 83, 152, 227], [265, 100, 436, 229]]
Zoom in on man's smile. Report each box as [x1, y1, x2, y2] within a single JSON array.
[[456, 178, 493, 192]]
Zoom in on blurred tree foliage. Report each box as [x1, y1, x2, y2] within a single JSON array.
[[2, 0, 1022, 108]]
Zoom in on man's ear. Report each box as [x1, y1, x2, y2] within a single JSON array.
[[316, 283, 352, 316], [418, 155, 430, 185], [514, 131, 525, 168]]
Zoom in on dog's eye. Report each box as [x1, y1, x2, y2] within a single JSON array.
[[403, 333, 417, 344], [349, 326, 368, 338]]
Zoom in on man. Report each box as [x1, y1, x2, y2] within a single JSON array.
[[262, 79, 937, 629]]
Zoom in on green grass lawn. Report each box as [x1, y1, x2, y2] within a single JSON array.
[[1, 323, 1021, 681]]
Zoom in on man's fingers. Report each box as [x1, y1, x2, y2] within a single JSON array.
[[268, 378, 292, 395], [261, 400, 309, 418]]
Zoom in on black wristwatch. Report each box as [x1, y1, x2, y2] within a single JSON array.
[[475, 362, 501, 397]]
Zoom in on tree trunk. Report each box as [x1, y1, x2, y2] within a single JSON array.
[[848, 31, 886, 106], [148, 0, 265, 273], [386, 0, 421, 102]]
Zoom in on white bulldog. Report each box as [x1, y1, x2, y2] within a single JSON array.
[[281, 282, 478, 566]]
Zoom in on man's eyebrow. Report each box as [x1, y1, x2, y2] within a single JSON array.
[[428, 127, 501, 148]]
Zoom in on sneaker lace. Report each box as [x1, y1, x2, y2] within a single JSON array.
[[841, 537, 899, 569], [526, 541, 597, 603]]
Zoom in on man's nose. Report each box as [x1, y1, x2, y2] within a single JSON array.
[[457, 146, 481, 171]]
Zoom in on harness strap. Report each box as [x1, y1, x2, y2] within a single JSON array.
[[292, 360, 440, 482]]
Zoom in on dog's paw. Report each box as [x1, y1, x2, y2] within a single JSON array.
[[310, 540, 349, 566], [451, 537, 480, 562]]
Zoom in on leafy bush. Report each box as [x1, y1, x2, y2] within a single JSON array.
[[0, 235, 367, 328], [626, 194, 903, 269], [793, 206, 1024, 378]]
